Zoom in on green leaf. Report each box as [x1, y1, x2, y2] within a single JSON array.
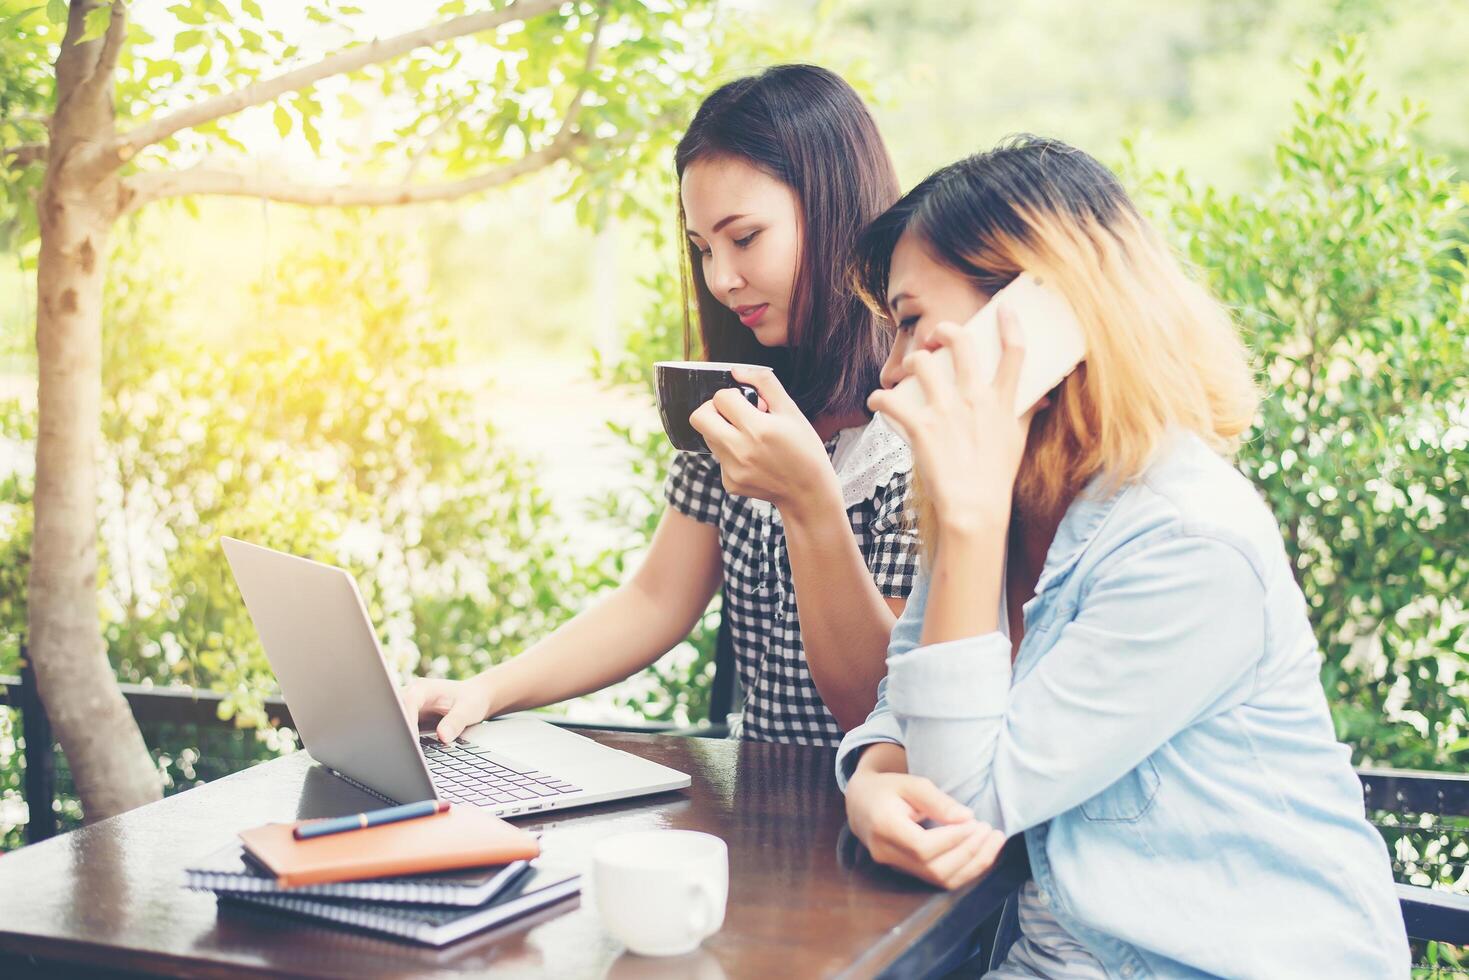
[[272, 103, 291, 137], [301, 115, 320, 153], [0, 5, 45, 29], [169, 3, 205, 25], [78, 3, 111, 42], [45, 0, 65, 25]]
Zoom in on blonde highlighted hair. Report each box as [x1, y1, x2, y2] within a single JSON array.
[[852, 136, 1259, 534]]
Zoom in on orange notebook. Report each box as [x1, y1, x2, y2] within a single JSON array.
[[238, 806, 540, 889]]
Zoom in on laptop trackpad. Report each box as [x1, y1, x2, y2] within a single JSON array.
[[464, 716, 606, 764]]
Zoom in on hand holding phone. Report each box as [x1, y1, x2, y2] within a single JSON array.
[[908, 272, 1087, 418]]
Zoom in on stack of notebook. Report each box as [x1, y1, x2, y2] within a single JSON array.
[[185, 805, 579, 947]]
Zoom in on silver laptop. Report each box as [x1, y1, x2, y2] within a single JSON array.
[[221, 537, 690, 818]]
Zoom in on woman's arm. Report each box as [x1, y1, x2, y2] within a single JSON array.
[[492, 506, 724, 711], [890, 534, 1267, 837], [780, 483, 905, 730], [837, 611, 1005, 892], [692, 370, 910, 730], [404, 507, 723, 739], [834, 570, 928, 787]]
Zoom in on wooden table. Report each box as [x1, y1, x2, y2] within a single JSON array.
[[0, 731, 1026, 978]]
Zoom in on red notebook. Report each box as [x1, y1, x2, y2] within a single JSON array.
[[237, 806, 540, 888]]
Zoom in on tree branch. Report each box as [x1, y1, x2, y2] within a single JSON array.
[[79, 1, 128, 101], [559, 1, 607, 141], [113, 0, 563, 161], [402, 101, 466, 182], [403, 1, 605, 183], [2, 142, 48, 169], [120, 132, 587, 215]]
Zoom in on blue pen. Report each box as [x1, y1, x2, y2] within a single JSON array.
[[293, 799, 450, 841]]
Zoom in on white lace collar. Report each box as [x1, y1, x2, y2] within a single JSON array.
[[829, 412, 911, 511]]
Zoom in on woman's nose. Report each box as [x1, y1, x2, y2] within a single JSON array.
[[706, 252, 744, 297], [879, 339, 909, 389]]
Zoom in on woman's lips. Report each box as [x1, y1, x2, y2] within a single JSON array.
[[734, 304, 769, 327]]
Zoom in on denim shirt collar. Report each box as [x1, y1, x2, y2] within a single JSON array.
[[1030, 431, 1199, 599], [1031, 475, 1129, 599]]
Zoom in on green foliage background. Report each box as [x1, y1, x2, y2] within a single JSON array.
[[1149, 39, 1468, 769], [0, 2, 1465, 868]]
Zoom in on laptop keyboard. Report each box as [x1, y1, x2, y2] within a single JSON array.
[[419, 736, 582, 810]]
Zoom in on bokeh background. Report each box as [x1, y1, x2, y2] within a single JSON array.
[[1, 0, 1466, 865]]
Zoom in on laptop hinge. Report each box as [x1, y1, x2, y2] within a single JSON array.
[[325, 766, 405, 806]]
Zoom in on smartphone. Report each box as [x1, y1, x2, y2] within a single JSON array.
[[906, 272, 1087, 417]]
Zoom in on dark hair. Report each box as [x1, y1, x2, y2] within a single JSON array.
[[851, 135, 1136, 315], [676, 64, 900, 419]]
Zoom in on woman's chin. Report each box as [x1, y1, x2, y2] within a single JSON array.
[[747, 322, 789, 347]]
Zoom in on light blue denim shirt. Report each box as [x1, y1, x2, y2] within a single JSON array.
[[837, 433, 1410, 977]]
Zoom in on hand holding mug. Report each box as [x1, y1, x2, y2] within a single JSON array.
[[655, 361, 761, 454], [689, 367, 835, 512]]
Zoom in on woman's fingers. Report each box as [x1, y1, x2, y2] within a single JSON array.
[[945, 827, 1008, 890], [977, 827, 1007, 867], [729, 366, 794, 414], [992, 303, 1027, 414], [711, 386, 762, 426], [905, 820, 983, 864], [689, 399, 738, 453], [899, 775, 974, 825], [399, 683, 426, 725], [883, 822, 991, 888], [870, 816, 959, 868], [921, 822, 995, 887], [930, 320, 979, 389], [851, 775, 999, 890], [901, 348, 955, 408], [436, 694, 484, 744]]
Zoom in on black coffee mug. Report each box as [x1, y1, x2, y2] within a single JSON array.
[[654, 361, 762, 453]]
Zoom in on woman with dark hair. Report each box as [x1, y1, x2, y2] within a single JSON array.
[[837, 137, 1407, 976], [404, 65, 917, 747]]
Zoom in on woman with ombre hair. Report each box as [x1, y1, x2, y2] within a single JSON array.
[[836, 136, 1407, 977]]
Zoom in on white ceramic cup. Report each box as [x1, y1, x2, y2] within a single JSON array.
[[593, 829, 729, 957]]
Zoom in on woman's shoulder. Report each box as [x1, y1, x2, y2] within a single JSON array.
[[667, 448, 722, 482], [1099, 433, 1288, 583]]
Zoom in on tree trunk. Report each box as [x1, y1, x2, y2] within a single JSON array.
[[27, 0, 161, 823]]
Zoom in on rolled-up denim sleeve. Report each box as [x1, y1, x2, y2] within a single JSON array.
[[889, 532, 1266, 838], [834, 568, 930, 791]]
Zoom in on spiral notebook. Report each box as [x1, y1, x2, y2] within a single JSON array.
[[186, 843, 531, 907], [217, 865, 581, 947]]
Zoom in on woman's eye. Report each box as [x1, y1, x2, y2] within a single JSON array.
[[897, 316, 918, 332], [695, 245, 712, 259], [734, 230, 760, 248]]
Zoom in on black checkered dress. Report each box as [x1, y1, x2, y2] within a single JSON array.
[[664, 434, 919, 747]]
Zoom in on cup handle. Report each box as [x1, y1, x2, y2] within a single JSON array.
[[737, 383, 760, 409], [685, 880, 717, 939]]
